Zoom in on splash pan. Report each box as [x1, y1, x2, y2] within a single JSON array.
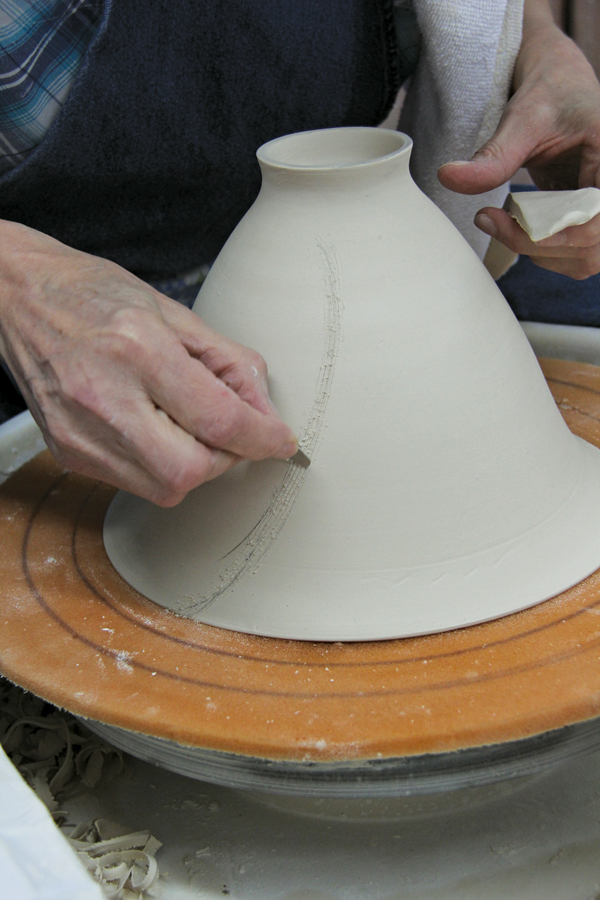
[[2, 358, 600, 794]]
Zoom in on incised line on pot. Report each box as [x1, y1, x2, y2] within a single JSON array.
[[174, 238, 343, 617]]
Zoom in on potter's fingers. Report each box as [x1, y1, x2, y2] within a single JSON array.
[[534, 211, 600, 249], [103, 295, 295, 456], [121, 407, 241, 505], [120, 405, 242, 504], [496, 206, 600, 251], [68, 444, 238, 507], [156, 296, 276, 415], [475, 207, 600, 259], [147, 343, 297, 461], [43, 398, 240, 506], [191, 340, 276, 418]]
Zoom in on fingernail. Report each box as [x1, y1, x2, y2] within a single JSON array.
[[284, 433, 299, 458], [474, 213, 497, 238], [256, 370, 270, 396], [440, 160, 472, 168]]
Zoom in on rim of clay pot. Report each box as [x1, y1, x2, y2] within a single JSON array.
[[257, 126, 411, 173]]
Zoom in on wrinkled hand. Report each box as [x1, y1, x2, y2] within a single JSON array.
[[438, 0, 600, 279], [0, 222, 297, 505]]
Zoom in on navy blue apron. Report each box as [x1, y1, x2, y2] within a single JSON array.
[[0, 0, 400, 279]]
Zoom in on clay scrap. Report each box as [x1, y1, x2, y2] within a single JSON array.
[[508, 188, 600, 242]]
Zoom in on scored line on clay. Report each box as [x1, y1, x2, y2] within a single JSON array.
[[173, 238, 343, 616]]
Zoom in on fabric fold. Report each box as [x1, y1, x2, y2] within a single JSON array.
[[400, 0, 524, 258]]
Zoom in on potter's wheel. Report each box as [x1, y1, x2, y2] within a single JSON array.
[[4, 331, 600, 796], [79, 717, 600, 797]]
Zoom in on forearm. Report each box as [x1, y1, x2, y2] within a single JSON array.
[[0, 219, 113, 372], [0, 219, 41, 362]]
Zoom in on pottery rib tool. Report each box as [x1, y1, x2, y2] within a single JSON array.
[[289, 448, 310, 468]]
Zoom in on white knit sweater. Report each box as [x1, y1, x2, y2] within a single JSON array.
[[400, 0, 525, 258]]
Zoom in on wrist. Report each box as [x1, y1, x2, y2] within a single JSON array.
[[522, 0, 556, 33], [514, 0, 567, 90], [0, 221, 68, 372]]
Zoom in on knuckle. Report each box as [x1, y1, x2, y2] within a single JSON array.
[[579, 260, 600, 279], [201, 408, 244, 448], [154, 466, 192, 498], [153, 487, 187, 508], [248, 349, 268, 376], [584, 248, 600, 276], [47, 440, 94, 478], [106, 308, 160, 361], [474, 139, 504, 164], [154, 455, 215, 503], [43, 421, 102, 477]]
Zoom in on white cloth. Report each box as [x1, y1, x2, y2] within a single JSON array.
[[400, 0, 524, 258], [0, 745, 103, 900]]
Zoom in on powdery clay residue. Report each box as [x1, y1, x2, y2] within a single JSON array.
[[180, 238, 343, 616]]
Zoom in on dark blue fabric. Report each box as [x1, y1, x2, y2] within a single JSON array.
[[499, 255, 600, 327], [0, 0, 400, 279]]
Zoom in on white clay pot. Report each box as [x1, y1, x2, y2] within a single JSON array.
[[104, 128, 600, 641]]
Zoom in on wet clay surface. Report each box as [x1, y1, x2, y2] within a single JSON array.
[[2, 357, 600, 763]]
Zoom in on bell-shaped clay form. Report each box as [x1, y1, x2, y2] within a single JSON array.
[[104, 128, 600, 641]]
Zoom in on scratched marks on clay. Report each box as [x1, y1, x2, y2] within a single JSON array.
[[177, 239, 343, 616]]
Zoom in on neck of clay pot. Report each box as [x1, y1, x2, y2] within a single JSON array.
[[256, 127, 412, 193]]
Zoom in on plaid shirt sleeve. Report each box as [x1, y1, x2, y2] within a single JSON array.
[[0, 2, 418, 182], [0, 0, 102, 176]]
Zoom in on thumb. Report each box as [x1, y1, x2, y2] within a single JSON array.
[[437, 110, 535, 196]]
